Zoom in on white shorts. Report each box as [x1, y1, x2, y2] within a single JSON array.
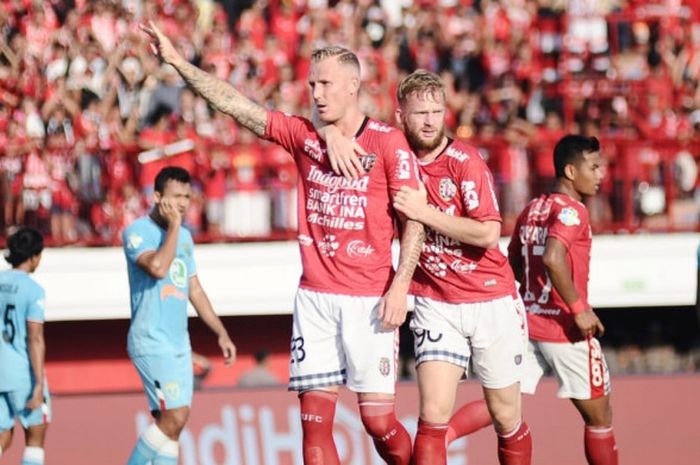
[[288, 288, 398, 394], [410, 295, 527, 389], [521, 337, 611, 400]]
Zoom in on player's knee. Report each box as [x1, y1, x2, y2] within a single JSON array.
[[489, 407, 521, 434], [158, 408, 190, 437], [358, 401, 400, 439], [0, 427, 14, 451], [299, 391, 337, 438], [419, 401, 453, 424]]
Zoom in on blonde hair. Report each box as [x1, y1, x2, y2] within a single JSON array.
[[397, 69, 446, 105], [311, 45, 361, 73]]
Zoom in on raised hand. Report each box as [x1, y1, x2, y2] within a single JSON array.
[[158, 198, 182, 226], [140, 20, 182, 66]]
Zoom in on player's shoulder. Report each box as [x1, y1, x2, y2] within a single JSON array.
[[445, 139, 487, 167], [270, 110, 315, 132], [550, 194, 589, 226], [123, 216, 154, 249]]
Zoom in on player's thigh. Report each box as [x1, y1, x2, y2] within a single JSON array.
[[411, 297, 471, 371], [470, 296, 527, 389], [289, 289, 345, 391], [0, 392, 15, 433], [416, 361, 464, 423], [340, 295, 397, 394], [521, 340, 549, 395], [131, 352, 193, 412], [13, 384, 51, 430], [539, 337, 611, 400]]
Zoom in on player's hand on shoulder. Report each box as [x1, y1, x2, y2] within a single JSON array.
[[322, 125, 367, 180], [574, 307, 605, 338], [219, 335, 237, 366], [393, 183, 428, 222]]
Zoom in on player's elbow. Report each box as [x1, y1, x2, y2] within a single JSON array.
[[147, 266, 168, 280], [480, 223, 501, 249], [541, 249, 560, 271]]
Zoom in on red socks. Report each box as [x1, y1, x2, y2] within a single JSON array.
[[359, 401, 412, 465], [584, 426, 618, 465], [413, 419, 448, 465], [446, 399, 493, 443], [299, 391, 340, 465], [497, 421, 532, 465]]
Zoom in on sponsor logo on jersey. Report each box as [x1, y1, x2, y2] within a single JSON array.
[[160, 284, 187, 301], [318, 234, 339, 257], [298, 234, 313, 246], [127, 233, 143, 250], [170, 258, 188, 288], [378, 357, 391, 377], [461, 181, 480, 211], [303, 139, 325, 162], [346, 240, 374, 258], [395, 149, 413, 180], [183, 243, 192, 257], [558, 207, 580, 226], [445, 146, 469, 162], [450, 259, 477, 274], [307, 165, 369, 193], [367, 121, 392, 133], [439, 178, 457, 201]]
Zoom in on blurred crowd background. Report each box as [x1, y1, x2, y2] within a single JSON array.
[[1, 0, 699, 377], [1, 0, 700, 246]]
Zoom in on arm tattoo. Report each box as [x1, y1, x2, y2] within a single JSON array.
[[394, 219, 426, 286], [174, 60, 267, 137]]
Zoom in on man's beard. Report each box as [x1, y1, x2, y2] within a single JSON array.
[[405, 125, 445, 152]]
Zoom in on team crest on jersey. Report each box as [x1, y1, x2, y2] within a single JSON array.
[[359, 153, 377, 172], [169, 258, 188, 287], [439, 178, 457, 201], [558, 207, 580, 226], [378, 357, 391, 377], [127, 233, 143, 250]]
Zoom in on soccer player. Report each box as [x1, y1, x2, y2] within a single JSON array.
[[123, 166, 236, 465], [141, 22, 424, 465], [325, 70, 531, 465], [0, 227, 50, 465], [507, 135, 618, 465]]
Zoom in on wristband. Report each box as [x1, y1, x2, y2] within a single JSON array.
[[569, 298, 587, 315]]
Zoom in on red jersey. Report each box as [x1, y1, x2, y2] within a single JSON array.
[[410, 139, 516, 303], [508, 193, 592, 343], [264, 111, 420, 296]]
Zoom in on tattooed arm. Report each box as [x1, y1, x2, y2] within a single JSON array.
[[378, 218, 425, 330], [141, 21, 267, 137]]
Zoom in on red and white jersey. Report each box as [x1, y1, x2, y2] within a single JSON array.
[[508, 193, 592, 343], [410, 139, 516, 303], [265, 111, 420, 296]]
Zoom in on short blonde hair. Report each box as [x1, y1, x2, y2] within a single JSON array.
[[397, 69, 445, 105], [311, 45, 361, 73]]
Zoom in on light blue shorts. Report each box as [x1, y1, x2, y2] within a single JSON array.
[[0, 382, 51, 431], [132, 352, 193, 412]]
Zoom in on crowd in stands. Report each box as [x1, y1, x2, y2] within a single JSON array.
[[1, 0, 700, 246]]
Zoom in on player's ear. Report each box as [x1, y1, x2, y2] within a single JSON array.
[[394, 107, 404, 129], [564, 163, 576, 182], [349, 76, 360, 97], [153, 190, 162, 205]]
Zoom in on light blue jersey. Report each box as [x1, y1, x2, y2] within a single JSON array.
[[123, 216, 196, 357], [0, 270, 45, 392]]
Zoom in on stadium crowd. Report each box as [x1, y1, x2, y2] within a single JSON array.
[[1, 0, 699, 245]]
